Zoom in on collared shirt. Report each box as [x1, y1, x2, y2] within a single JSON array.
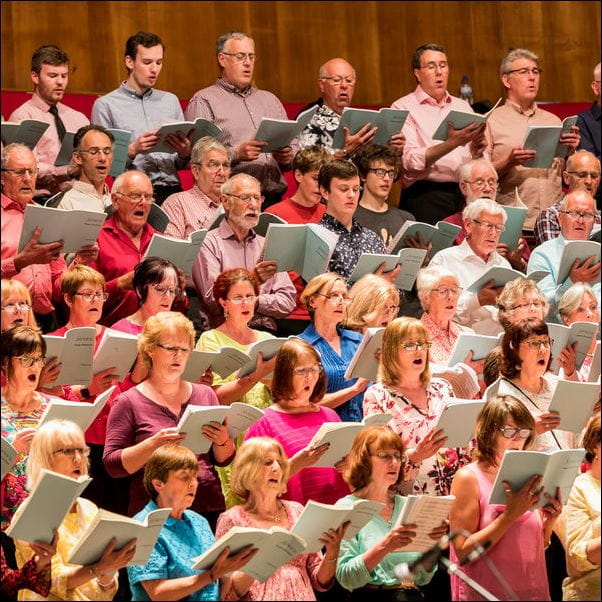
[[1, 193, 66, 314], [577, 102, 601, 158], [392, 86, 474, 188], [318, 213, 385, 279], [299, 323, 365, 422], [8, 92, 89, 196], [162, 185, 220, 239], [184, 78, 292, 195], [485, 100, 563, 230], [56, 180, 111, 212], [298, 103, 340, 150], [91, 82, 187, 187], [429, 239, 511, 335], [534, 201, 602, 246], [89, 214, 157, 325], [191, 218, 296, 331], [527, 234, 602, 320], [420, 311, 473, 365], [128, 500, 218, 602]]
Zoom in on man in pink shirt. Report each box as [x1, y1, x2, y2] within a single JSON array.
[[9, 45, 89, 201], [392, 43, 486, 225]]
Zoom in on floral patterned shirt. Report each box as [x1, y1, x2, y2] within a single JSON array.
[[363, 379, 472, 496], [299, 103, 340, 150], [420, 312, 474, 365]]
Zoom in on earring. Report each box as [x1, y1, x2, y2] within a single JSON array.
[[223, 308, 229, 319]]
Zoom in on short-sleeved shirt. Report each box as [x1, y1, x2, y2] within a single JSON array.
[[128, 500, 218, 601]]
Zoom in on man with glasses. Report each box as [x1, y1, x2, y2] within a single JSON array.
[[8, 45, 89, 202], [162, 137, 230, 239], [185, 31, 293, 208], [528, 189, 601, 319], [485, 48, 580, 231], [192, 173, 295, 333], [430, 198, 511, 334], [391, 43, 487, 225], [92, 32, 191, 205]]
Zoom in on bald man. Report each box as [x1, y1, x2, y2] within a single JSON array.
[[299, 58, 404, 158]]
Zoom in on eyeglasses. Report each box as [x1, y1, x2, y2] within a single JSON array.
[[1, 168, 37, 178], [418, 61, 449, 72], [225, 192, 264, 204], [220, 52, 256, 62], [432, 287, 462, 297], [566, 171, 601, 180], [15, 355, 46, 367], [559, 210, 597, 222], [367, 168, 397, 179], [498, 427, 532, 439], [152, 285, 181, 297], [78, 147, 113, 156], [318, 293, 351, 304], [510, 300, 544, 312], [74, 291, 108, 302], [192, 160, 231, 172], [156, 343, 191, 355], [293, 365, 323, 377], [505, 68, 543, 76], [320, 76, 356, 86], [228, 294, 257, 304], [400, 341, 432, 351], [53, 447, 90, 457], [1, 302, 31, 313], [523, 337, 553, 349], [472, 219, 505, 232], [465, 178, 499, 190], [372, 451, 403, 462], [115, 192, 155, 204]]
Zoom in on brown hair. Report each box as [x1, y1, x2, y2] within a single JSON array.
[[581, 413, 600, 464], [352, 144, 401, 179], [213, 268, 259, 307], [483, 346, 502, 387], [293, 146, 333, 175], [344, 426, 405, 491], [271, 338, 326, 403], [31, 45, 68, 74], [300, 272, 347, 317], [500, 319, 551, 380], [475, 396, 535, 467], [143, 444, 198, 501], [1, 325, 46, 380], [60, 265, 106, 299], [318, 159, 358, 192]]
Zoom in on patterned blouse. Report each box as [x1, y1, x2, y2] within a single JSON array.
[[298, 103, 340, 150], [420, 312, 474, 365], [1, 546, 50, 598], [363, 379, 472, 496]]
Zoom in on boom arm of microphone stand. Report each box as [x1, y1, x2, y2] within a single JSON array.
[[438, 556, 502, 602]]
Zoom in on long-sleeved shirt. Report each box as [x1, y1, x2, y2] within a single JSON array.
[[1, 547, 50, 598], [91, 82, 187, 187], [527, 234, 602, 321], [429, 239, 510, 335], [162, 185, 220, 239], [191, 218, 295, 331], [184, 78, 292, 196], [391, 86, 473, 189], [576, 102, 601, 159], [8, 92, 89, 197], [1, 193, 66, 314]]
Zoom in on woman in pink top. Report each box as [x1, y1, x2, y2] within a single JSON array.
[[450, 395, 562, 601], [244, 338, 349, 505]]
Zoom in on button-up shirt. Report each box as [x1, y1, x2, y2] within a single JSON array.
[[8, 92, 89, 196], [534, 201, 602, 246], [91, 82, 187, 187], [429, 239, 511, 335], [318, 213, 385, 279], [56, 180, 111, 212], [392, 86, 474, 188], [299, 103, 340, 150], [162, 185, 220, 239], [485, 100, 563, 230], [191, 219, 296, 331], [89, 214, 156, 325], [1, 193, 66, 314], [185, 78, 292, 195]]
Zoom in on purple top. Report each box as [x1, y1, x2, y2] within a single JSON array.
[[103, 384, 233, 515], [244, 406, 350, 506]]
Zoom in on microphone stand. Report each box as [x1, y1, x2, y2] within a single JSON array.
[[439, 556, 501, 602]]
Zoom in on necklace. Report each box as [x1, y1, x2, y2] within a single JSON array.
[[246, 500, 282, 523], [388, 387, 430, 417]]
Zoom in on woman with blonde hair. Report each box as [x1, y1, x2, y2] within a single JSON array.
[[216, 437, 347, 600], [1, 280, 37, 331]]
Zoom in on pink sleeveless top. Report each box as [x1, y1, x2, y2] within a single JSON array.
[[450, 463, 550, 601]]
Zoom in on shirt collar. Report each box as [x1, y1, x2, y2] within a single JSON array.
[[217, 217, 256, 241], [1, 193, 29, 212], [102, 213, 153, 237], [119, 81, 154, 99], [144, 499, 188, 527], [318, 104, 340, 119], [216, 77, 253, 97], [414, 85, 452, 106], [29, 91, 58, 112], [457, 238, 499, 263], [71, 180, 110, 198], [504, 98, 538, 117], [320, 212, 361, 233], [192, 185, 220, 208]]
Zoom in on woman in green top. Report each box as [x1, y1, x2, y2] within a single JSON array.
[[196, 268, 276, 507], [335, 426, 448, 601]]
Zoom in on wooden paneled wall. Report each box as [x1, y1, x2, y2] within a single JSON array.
[[2, 1, 600, 105]]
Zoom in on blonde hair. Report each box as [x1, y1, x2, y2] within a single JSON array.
[[230, 437, 290, 499], [26, 420, 88, 491], [300, 272, 347, 315], [343, 274, 399, 332], [378, 317, 431, 387], [138, 311, 196, 371], [60, 265, 106, 298], [496, 278, 549, 328], [1, 279, 37, 328]]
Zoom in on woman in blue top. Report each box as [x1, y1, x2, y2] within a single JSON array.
[[336, 426, 448, 601], [299, 273, 370, 422], [127, 445, 256, 601]]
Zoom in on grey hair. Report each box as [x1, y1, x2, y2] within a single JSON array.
[[1, 143, 34, 169], [500, 48, 539, 76], [558, 282, 597, 322], [458, 159, 497, 184], [111, 169, 150, 194], [220, 173, 261, 196], [566, 149, 600, 173], [191, 136, 229, 165], [462, 198, 507, 223], [216, 31, 252, 55], [416, 266, 459, 311]]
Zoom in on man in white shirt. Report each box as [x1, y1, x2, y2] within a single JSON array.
[[430, 198, 511, 334]]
